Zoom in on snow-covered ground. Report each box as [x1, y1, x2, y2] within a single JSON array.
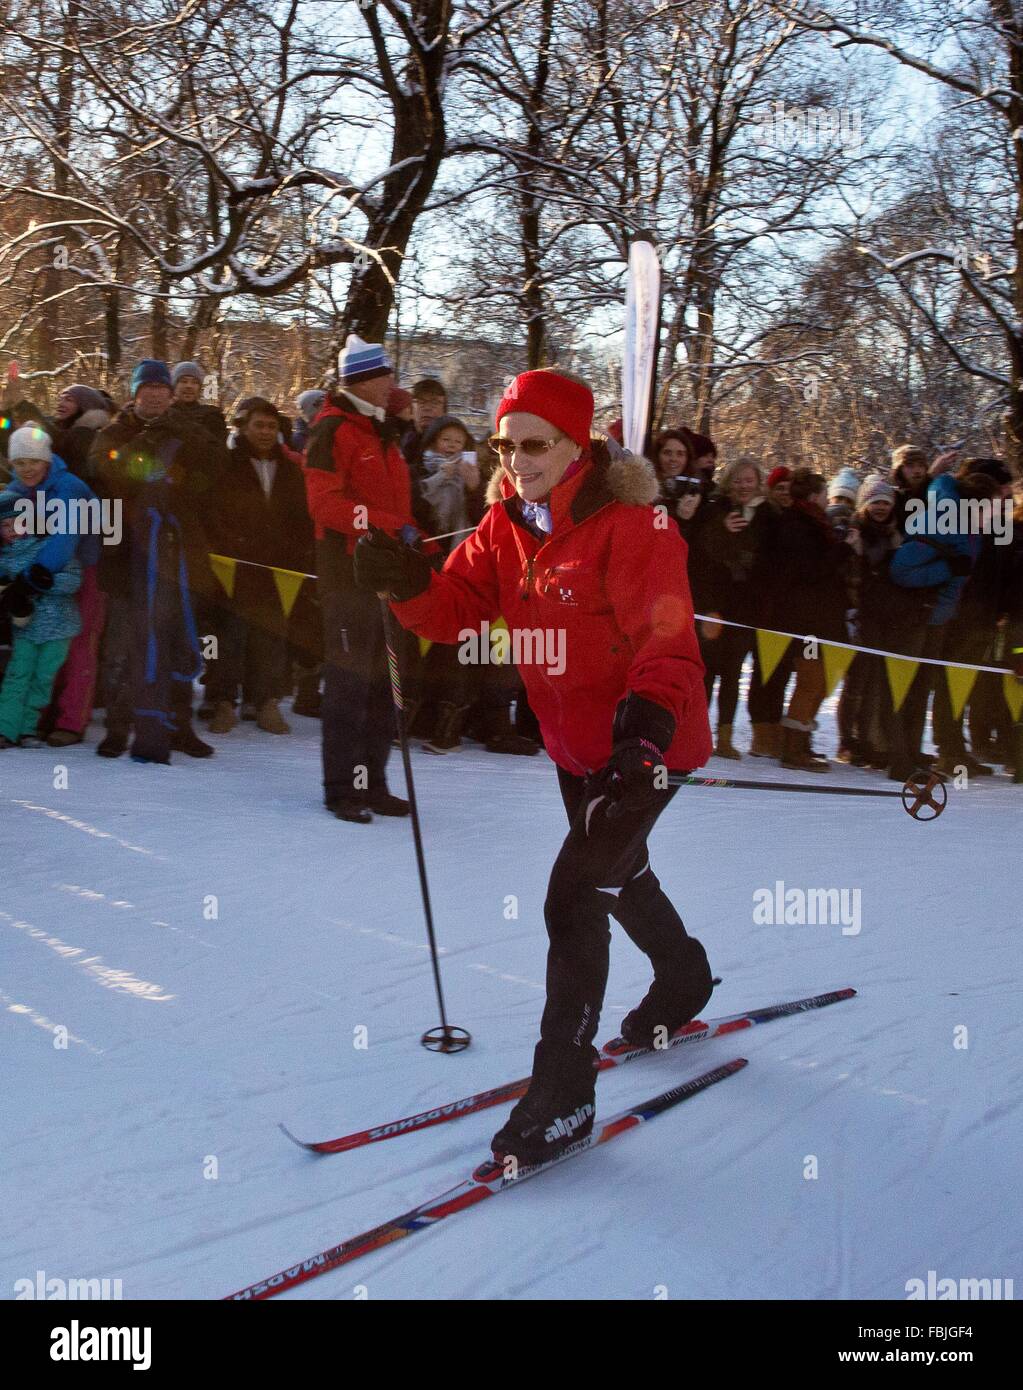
[[2, 689, 1020, 1301]]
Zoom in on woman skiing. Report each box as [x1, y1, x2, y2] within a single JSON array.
[[354, 369, 714, 1165]]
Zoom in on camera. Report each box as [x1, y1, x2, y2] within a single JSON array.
[[661, 474, 703, 501]]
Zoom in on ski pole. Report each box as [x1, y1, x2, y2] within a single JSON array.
[[666, 770, 948, 820], [378, 597, 471, 1052]]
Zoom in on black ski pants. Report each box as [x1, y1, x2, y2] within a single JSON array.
[[539, 767, 695, 1067]]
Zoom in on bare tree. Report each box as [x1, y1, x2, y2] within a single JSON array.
[[774, 0, 1023, 467]]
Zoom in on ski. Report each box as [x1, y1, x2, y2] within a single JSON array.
[[280, 987, 854, 1155], [229, 1057, 747, 1300]]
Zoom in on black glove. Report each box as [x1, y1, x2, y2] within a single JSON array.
[[0, 567, 51, 622], [593, 693, 676, 815], [353, 527, 433, 603]]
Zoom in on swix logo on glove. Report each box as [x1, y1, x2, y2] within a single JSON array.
[[544, 1103, 595, 1144]]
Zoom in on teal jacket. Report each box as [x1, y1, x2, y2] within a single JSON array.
[[0, 535, 82, 644]]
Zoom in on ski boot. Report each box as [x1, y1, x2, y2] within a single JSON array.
[[491, 1042, 599, 1166]]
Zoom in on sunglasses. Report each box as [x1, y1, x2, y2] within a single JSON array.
[[488, 435, 563, 457]]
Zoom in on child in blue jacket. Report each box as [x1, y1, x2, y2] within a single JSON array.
[[0, 493, 82, 747]]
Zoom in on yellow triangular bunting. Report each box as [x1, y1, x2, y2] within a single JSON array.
[[208, 553, 237, 599], [418, 635, 432, 657], [755, 628, 792, 685], [490, 615, 512, 665], [822, 644, 857, 697], [885, 656, 919, 713], [944, 665, 978, 721], [1004, 673, 1023, 722], [272, 567, 306, 620]]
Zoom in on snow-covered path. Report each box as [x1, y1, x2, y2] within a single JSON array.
[[2, 698, 1020, 1300]]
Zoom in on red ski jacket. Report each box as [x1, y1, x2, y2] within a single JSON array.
[[392, 442, 712, 776], [304, 396, 417, 553]]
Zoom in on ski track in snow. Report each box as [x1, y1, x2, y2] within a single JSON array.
[[2, 692, 1021, 1300]]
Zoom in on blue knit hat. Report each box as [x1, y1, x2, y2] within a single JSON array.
[[130, 359, 173, 396], [296, 389, 327, 423], [337, 334, 392, 384]]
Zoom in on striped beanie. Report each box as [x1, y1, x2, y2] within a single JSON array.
[[337, 334, 393, 385], [857, 474, 896, 510]]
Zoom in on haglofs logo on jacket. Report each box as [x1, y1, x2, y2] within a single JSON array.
[[544, 1103, 595, 1145]]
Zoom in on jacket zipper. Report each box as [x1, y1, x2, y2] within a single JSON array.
[[520, 554, 535, 601]]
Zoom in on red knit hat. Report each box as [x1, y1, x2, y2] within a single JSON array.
[[387, 386, 413, 415], [767, 465, 792, 489], [495, 370, 594, 449]]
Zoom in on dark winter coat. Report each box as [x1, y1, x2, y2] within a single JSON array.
[[392, 441, 712, 776], [847, 513, 903, 641], [694, 493, 773, 625], [758, 500, 850, 642], [893, 467, 929, 536], [673, 499, 716, 612], [88, 405, 219, 600], [165, 398, 228, 443], [954, 531, 1016, 635], [400, 423, 425, 469], [50, 407, 112, 485], [1005, 522, 1023, 672], [209, 436, 314, 630]]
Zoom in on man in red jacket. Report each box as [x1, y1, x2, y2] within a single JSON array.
[[355, 369, 715, 1164], [305, 335, 420, 823]]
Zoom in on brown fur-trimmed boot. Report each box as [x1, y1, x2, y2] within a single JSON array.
[[749, 722, 781, 758], [780, 718, 829, 772], [713, 723, 742, 760]]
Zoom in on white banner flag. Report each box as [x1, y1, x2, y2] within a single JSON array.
[[622, 239, 661, 455]]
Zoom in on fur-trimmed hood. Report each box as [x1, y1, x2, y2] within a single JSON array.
[[74, 407, 112, 432], [485, 435, 659, 514]]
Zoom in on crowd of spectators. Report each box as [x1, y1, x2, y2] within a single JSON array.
[[1, 343, 1021, 822]]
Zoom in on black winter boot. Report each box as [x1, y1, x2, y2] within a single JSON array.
[[97, 729, 129, 758], [171, 720, 215, 758], [486, 705, 540, 756], [367, 788, 410, 816], [423, 701, 467, 754], [331, 798, 372, 825], [491, 1041, 599, 1166]]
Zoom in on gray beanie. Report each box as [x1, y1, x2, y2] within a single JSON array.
[[172, 361, 204, 387], [828, 466, 861, 504]]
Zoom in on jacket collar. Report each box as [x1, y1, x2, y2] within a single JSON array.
[[488, 438, 658, 536], [321, 392, 402, 445]]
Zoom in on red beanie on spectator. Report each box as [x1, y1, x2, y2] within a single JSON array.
[[496, 370, 594, 449], [767, 465, 792, 489], [387, 386, 413, 415]]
